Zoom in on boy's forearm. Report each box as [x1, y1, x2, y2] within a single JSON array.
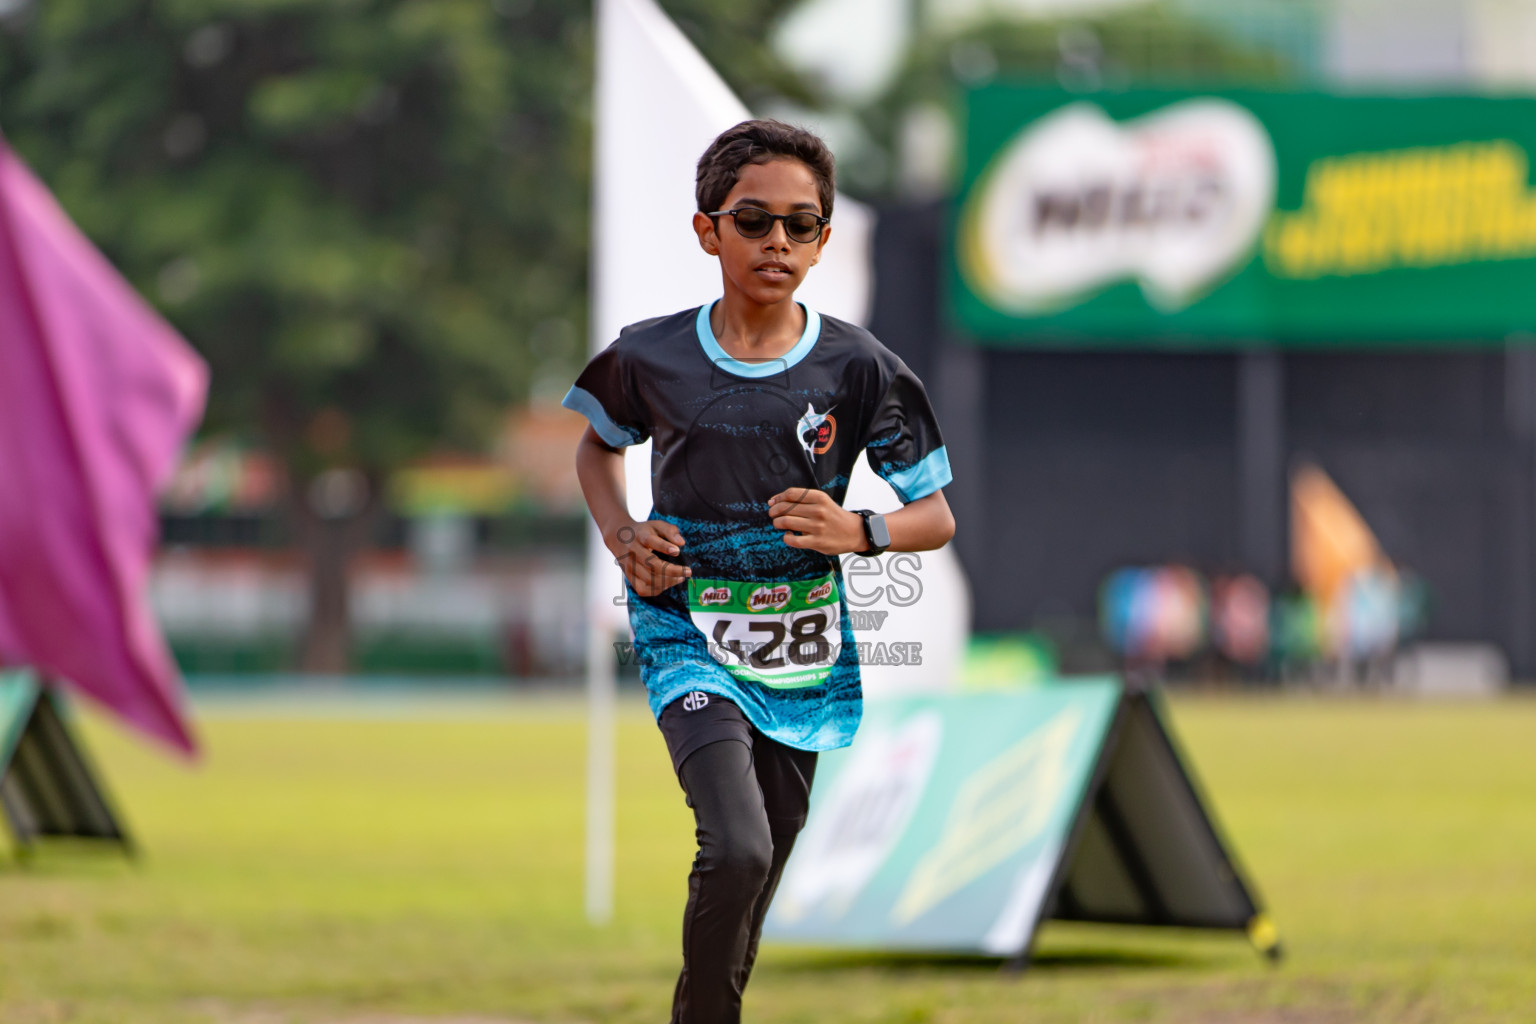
[[575, 428, 636, 539], [883, 490, 956, 553]]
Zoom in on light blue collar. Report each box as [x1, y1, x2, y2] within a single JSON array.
[[694, 301, 821, 378]]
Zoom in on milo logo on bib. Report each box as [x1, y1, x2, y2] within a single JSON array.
[[688, 572, 842, 689], [748, 585, 791, 611]]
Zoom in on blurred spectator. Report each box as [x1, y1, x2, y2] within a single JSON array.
[[1100, 563, 1429, 688], [1331, 567, 1400, 684], [1210, 572, 1270, 670], [1101, 565, 1207, 667]]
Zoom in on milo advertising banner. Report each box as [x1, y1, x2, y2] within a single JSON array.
[[764, 680, 1278, 962], [953, 88, 1536, 343]]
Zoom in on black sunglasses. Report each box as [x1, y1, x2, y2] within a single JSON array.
[[708, 207, 828, 243]]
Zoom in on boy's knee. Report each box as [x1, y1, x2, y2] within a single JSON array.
[[712, 830, 773, 889]]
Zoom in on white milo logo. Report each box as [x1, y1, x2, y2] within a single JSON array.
[[960, 98, 1277, 314], [682, 691, 710, 712]]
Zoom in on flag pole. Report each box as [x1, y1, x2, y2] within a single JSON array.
[[584, 539, 616, 924], [584, 0, 618, 926]]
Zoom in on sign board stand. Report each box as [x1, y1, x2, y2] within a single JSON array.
[[766, 678, 1280, 966], [1020, 678, 1280, 968], [0, 671, 133, 859]]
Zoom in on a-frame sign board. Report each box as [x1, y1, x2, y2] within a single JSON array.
[[1041, 680, 1280, 963], [0, 670, 133, 857], [764, 678, 1280, 964]]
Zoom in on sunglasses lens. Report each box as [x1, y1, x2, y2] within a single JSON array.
[[786, 213, 823, 242], [731, 209, 772, 237]]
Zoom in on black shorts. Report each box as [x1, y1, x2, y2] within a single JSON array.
[[657, 691, 819, 836]]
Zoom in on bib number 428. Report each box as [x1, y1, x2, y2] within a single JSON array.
[[688, 573, 842, 689], [711, 610, 832, 669]]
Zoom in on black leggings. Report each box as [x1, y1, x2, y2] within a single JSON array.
[[671, 735, 817, 1024]]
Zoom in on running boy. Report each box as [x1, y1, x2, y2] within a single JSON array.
[[564, 119, 955, 1024]]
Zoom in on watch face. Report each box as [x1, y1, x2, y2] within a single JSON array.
[[868, 513, 891, 550]]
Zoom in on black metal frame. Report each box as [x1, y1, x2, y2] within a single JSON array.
[[0, 681, 134, 860], [1005, 684, 1278, 972]]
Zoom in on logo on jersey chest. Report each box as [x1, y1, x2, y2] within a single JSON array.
[[796, 403, 837, 461]]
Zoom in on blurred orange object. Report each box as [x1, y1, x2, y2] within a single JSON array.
[[1290, 461, 1394, 607]]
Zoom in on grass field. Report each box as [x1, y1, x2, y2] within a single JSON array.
[[1, 690, 1534, 1024]]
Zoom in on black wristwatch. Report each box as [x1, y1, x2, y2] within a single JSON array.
[[852, 509, 890, 557]]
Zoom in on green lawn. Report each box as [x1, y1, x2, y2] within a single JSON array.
[[2, 691, 1533, 1024]]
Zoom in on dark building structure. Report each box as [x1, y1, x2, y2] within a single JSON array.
[[870, 202, 1536, 677]]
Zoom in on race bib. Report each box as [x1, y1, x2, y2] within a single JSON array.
[[688, 572, 843, 689]]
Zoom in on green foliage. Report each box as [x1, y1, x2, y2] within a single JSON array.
[[0, 0, 809, 482], [0, 0, 594, 478], [663, 0, 818, 112]]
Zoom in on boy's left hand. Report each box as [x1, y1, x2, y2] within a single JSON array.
[[768, 487, 866, 555]]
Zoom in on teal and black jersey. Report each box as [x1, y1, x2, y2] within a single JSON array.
[[563, 301, 951, 751]]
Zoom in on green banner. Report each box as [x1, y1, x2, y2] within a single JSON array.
[[953, 88, 1536, 345], [0, 670, 40, 770], [765, 681, 1120, 953]]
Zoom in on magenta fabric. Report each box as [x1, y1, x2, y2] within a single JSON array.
[[0, 136, 207, 755]]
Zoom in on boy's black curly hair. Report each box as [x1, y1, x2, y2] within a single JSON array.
[[695, 119, 835, 220]]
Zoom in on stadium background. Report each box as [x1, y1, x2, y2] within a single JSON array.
[[3, 1, 1536, 1023]]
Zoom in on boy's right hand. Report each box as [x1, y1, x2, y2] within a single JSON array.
[[604, 519, 691, 597]]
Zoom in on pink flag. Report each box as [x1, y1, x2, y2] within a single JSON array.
[[0, 135, 207, 756]]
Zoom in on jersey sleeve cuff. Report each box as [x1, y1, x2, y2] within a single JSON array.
[[562, 385, 645, 448], [879, 445, 952, 503]]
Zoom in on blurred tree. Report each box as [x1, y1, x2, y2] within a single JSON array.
[[0, 0, 805, 673], [662, 0, 818, 111], [0, 0, 594, 671]]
